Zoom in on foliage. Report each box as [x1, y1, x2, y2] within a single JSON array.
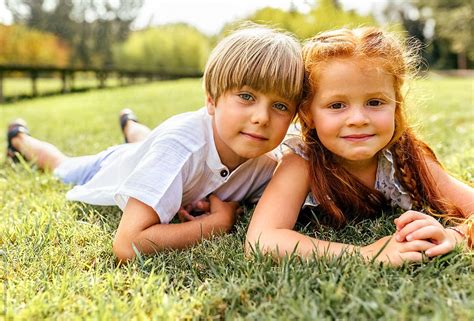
[[0, 77, 473, 319], [5, 0, 144, 67], [416, 0, 473, 67], [382, 0, 473, 69], [0, 24, 71, 66], [113, 24, 210, 73], [223, 0, 377, 40]]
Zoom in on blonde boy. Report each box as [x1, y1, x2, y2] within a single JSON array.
[[7, 25, 304, 261]]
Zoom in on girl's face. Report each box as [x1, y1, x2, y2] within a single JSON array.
[[309, 58, 396, 168]]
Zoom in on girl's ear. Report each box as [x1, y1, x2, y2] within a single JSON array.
[[206, 95, 216, 115]]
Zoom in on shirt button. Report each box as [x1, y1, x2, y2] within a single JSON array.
[[220, 169, 228, 177]]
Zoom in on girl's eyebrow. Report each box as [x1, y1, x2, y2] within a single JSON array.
[[320, 91, 394, 99], [365, 91, 393, 97]]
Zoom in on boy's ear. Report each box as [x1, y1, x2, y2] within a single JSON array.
[[206, 95, 216, 115]]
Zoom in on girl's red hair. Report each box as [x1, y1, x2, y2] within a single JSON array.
[[299, 27, 466, 230]]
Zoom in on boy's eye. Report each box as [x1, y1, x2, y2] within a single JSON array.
[[273, 103, 288, 112], [329, 102, 345, 109], [238, 93, 254, 101], [367, 99, 384, 107]]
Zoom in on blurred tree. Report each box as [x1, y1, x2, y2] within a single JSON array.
[[415, 0, 473, 69], [0, 24, 71, 66], [223, 0, 376, 40], [113, 23, 210, 73], [5, 0, 144, 67], [383, 0, 472, 69]]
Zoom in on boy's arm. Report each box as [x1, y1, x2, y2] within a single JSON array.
[[113, 195, 238, 262]]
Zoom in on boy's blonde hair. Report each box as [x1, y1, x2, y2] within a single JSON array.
[[204, 24, 304, 105]]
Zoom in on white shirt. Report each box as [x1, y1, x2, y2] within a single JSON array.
[[65, 107, 277, 223]]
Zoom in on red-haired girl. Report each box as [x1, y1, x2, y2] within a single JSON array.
[[246, 27, 473, 266]]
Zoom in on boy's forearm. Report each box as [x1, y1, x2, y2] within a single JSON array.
[[118, 216, 231, 259]]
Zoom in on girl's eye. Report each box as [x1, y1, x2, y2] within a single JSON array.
[[329, 102, 345, 109], [273, 103, 288, 112], [367, 99, 384, 107], [238, 93, 253, 101]]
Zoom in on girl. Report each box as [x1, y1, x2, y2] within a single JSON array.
[[246, 27, 473, 266]]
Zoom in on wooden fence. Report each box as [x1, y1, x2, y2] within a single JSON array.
[[0, 64, 202, 103]]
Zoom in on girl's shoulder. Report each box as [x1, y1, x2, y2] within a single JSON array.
[[272, 125, 308, 161]]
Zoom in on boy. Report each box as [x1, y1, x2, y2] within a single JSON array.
[[6, 25, 304, 262]]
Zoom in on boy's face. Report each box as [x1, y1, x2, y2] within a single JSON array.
[[207, 86, 296, 170]]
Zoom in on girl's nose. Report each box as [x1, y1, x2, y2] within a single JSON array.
[[346, 106, 369, 126]]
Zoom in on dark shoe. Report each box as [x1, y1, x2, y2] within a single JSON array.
[[6, 118, 30, 163], [119, 108, 139, 143]]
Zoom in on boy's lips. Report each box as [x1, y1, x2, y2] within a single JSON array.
[[341, 134, 375, 142], [240, 131, 269, 141]]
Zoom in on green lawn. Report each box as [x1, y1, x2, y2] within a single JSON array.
[[0, 77, 473, 320]]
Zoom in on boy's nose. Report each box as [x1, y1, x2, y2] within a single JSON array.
[[250, 104, 270, 126], [346, 106, 369, 126]]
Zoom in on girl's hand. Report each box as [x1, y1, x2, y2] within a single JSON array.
[[394, 211, 457, 257], [361, 235, 435, 267]]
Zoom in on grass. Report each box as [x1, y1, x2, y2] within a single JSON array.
[[0, 77, 473, 320]]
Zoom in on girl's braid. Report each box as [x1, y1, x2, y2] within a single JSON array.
[[391, 132, 424, 210]]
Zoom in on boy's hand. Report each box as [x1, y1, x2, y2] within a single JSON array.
[[179, 195, 240, 232], [178, 199, 211, 222], [361, 234, 435, 267], [207, 194, 240, 232], [394, 211, 457, 257]]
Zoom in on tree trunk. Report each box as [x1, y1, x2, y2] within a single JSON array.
[[457, 51, 467, 70]]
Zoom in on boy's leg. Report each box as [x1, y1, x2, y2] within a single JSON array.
[[119, 108, 151, 143], [9, 120, 67, 171]]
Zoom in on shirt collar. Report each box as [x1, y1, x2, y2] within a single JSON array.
[[203, 109, 230, 177]]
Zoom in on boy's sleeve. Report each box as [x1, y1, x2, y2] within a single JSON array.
[[114, 138, 193, 224]]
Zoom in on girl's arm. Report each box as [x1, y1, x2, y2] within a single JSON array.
[[245, 153, 434, 265], [395, 158, 474, 255]]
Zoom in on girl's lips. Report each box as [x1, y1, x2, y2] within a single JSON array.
[[240, 132, 268, 141], [341, 134, 374, 142]]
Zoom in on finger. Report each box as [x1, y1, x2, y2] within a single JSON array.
[[227, 201, 240, 211], [195, 200, 210, 212], [177, 207, 186, 222], [425, 241, 455, 257], [396, 219, 438, 242], [396, 211, 437, 230], [406, 225, 443, 243], [401, 239, 436, 253], [399, 251, 425, 263], [178, 208, 195, 222], [382, 252, 425, 267], [208, 194, 226, 212]]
